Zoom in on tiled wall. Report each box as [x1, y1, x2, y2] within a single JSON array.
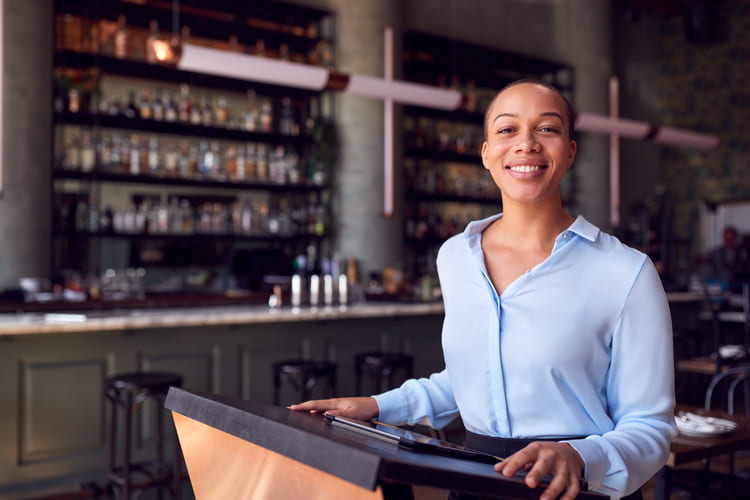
[[659, 0, 750, 253]]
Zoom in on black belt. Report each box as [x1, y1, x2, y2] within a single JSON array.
[[449, 431, 644, 500]]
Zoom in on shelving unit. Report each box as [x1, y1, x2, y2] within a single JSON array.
[[401, 31, 574, 283], [52, 0, 335, 298]]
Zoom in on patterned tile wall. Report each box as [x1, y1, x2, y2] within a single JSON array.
[[658, 0, 750, 254]]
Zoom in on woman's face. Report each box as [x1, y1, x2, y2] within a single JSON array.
[[481, 83, 576, 206]]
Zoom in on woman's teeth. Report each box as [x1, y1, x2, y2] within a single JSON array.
[[508, 165, 543, 172]]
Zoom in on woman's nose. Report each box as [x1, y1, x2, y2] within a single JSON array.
[[516, 131, 540, 152]]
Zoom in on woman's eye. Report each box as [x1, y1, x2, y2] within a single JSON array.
[[539, 126, 560, 133], [496, 127, 514, 134]]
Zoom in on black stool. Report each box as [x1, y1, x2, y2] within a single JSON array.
[[272, 359, 337, 405], [355, 352, 413, 395], [106, 371, 183, 500]]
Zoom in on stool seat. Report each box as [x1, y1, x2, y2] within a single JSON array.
[[107, 371, 183, 500], [272, 359, 337, 405], [355, 352, 413, 395]]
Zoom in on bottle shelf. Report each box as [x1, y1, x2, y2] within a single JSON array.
[[404, 105, 484, 125], [53, 230, 326, 242], [404, 148, 481, 164], [405, 191, 499, 205], [55, 0, 332, 66], [53, 169, 326, 192], [56, 110, 312, 144]]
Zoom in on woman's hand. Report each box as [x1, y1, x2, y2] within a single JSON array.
[[494, 441, 584, 500], [288, 397, 380, 421]]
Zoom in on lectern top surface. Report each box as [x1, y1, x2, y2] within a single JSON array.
[[165, 387, 607, 499]]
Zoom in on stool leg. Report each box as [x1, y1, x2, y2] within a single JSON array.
[[123, 391, 133, 500], [108, 391, 118, 495], [155, 394, 165, 500]]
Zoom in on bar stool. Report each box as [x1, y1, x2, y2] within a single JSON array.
[[272, 359, 337, 405], [106, 371, 183, 500], [354, 352, 413, 395]]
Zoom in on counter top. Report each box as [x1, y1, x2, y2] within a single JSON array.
[[0, 301, 445, 337]]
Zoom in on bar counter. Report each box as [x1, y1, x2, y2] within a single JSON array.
[[0, 300, 445, 337], [0, 299, 446, 499]]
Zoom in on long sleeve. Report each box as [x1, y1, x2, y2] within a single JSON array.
[[372, 368, 460, 429], [566, 259, 677, 498]]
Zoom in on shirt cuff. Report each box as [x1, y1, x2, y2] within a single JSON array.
[[564, 437, 608, 491], [372, 388, 408, 424]]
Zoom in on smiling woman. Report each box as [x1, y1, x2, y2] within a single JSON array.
[[290, 79, 676, 500]]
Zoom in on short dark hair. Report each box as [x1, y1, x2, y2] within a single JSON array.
[[484, 79, 575, 141]]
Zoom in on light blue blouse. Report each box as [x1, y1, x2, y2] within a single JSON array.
[[374, 214, 677, 499]]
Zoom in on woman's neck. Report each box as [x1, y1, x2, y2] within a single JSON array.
[[495, 201, 574, 251]]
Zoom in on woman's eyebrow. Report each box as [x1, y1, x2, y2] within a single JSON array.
[[492, 111, 564, 124]]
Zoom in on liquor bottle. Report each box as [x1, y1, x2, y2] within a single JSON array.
[[235, 144, 246, 181], [255, 38, 266, 57], [107, 96, 122, 116], [190, 94, 202, 125], [99, 132, 113, 170], [146, 19, 159, 63], [152, 88, 164, 121], [256, 144, 268, 180], [129, 134, 141, 174], [279, 97, 294, 135], [465, 79, 477, 112], [200, 94, 213, 126], [260, 98, 273, 132], [178, 83, 191, 123], [209, 141, 222, 178], [164, 91, 178, 122], [228, 34, 240, 53], [177, 141, 190, 177], [80, 130, 95, 172], [139, 87, 152, 120], [165, 139, 178, 176], [215, 95, 228, 126], [225, 144, 237, 180], [68, 88, 81, 113], [279, 43, 290, 61], [245, 143, 256, 179], [244, 90, 257, 131], [114, 15, 128, 59], [63, 134, 80, 170], [124, 91, 138, 119], [198, 141, 212, 177], [110, 133, 122, 170], [147, 135, 160, 174]]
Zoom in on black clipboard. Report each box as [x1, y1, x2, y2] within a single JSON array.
[[324, 414, 501, 464]]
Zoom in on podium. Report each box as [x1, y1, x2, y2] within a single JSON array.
[[165, 387, 607, 499]]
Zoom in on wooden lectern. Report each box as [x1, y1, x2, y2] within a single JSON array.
[[165, 387, 607, 499]]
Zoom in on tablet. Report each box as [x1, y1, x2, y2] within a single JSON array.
[[324, 414, 500, 464]]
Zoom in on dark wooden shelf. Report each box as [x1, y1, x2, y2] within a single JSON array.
[[53, 229, 326, 242], [404, 105, 484, 125], [406, 191, 499, 205], [55, 0, 331, 55], [53, 169, 325, 192], [55, 109, 314, 144], [404, 148, 481, 164]]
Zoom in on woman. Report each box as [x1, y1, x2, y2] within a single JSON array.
[[291, 80, 676, 500]]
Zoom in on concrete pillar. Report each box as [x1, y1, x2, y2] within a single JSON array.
[[321, 0, 404, 279], [0, 0, 53, 290], [553, 0, 613, 230]]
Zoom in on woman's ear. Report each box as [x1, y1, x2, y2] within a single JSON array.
[[481, 141, 489, 170], [567, 140, 577, 168]]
